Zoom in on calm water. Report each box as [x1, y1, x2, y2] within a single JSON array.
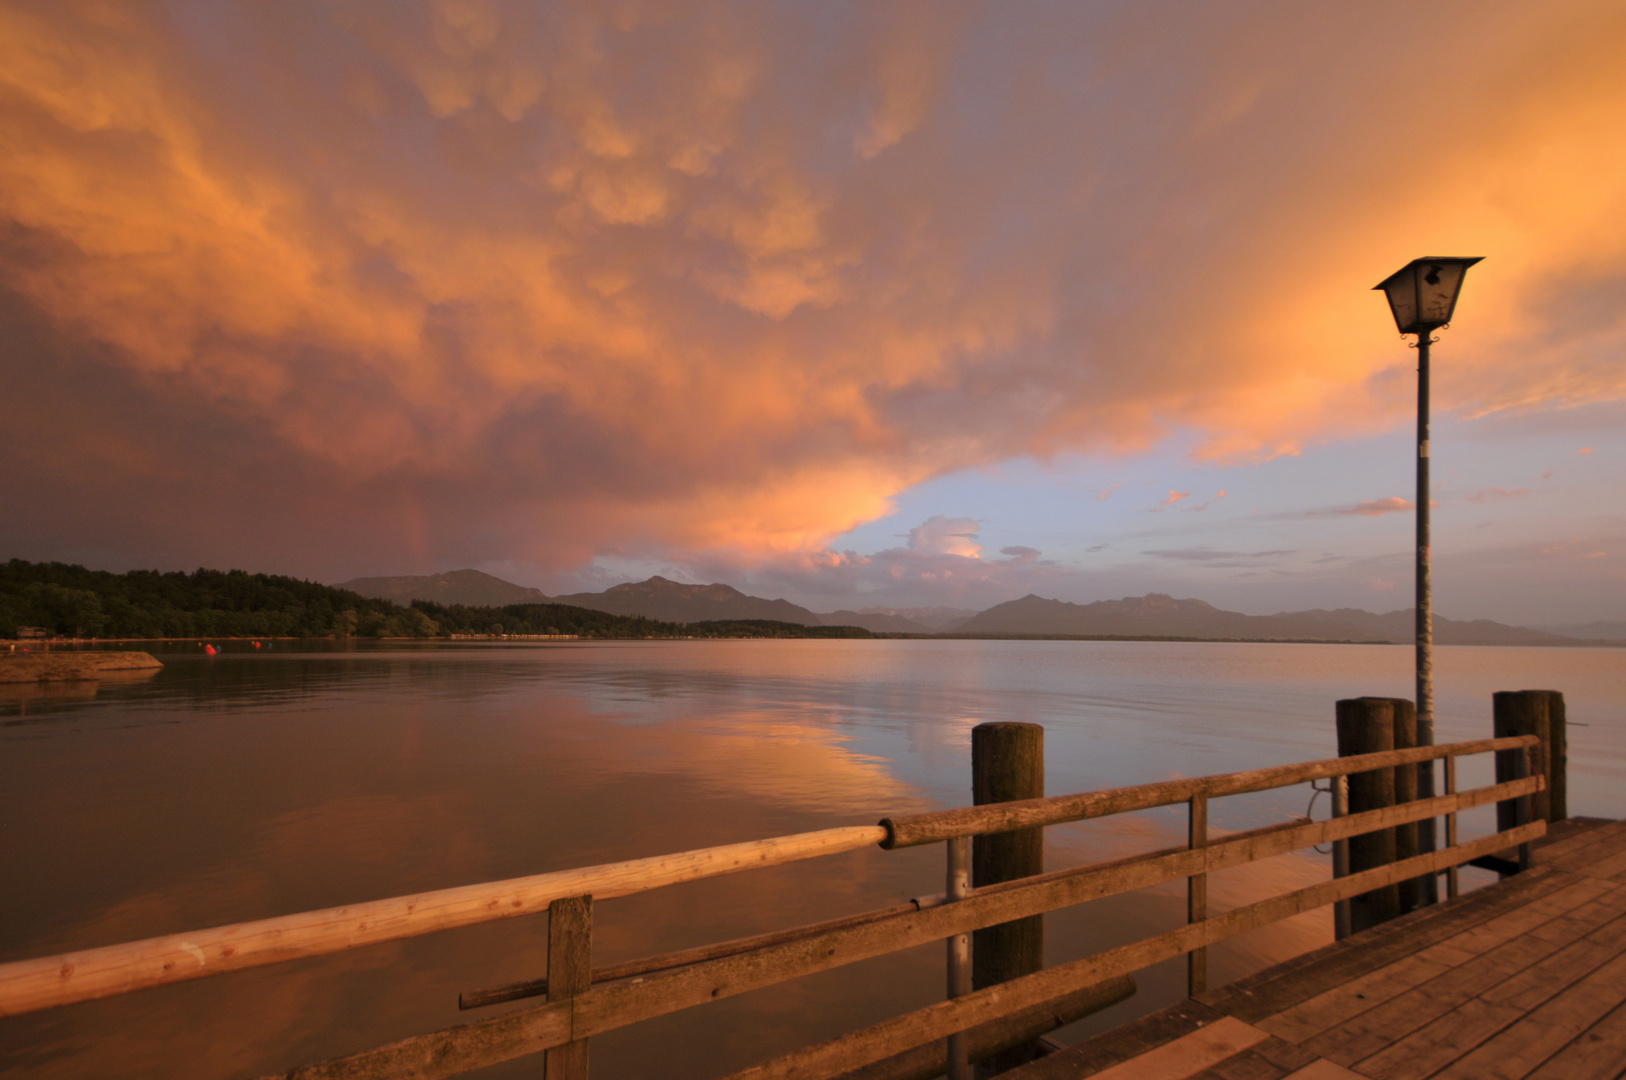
[[2, 639, 1622, 1078]]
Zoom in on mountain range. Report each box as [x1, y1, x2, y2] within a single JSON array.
[[335, 570, 1614, 645]]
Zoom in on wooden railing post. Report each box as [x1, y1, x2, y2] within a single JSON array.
[[1336, 698, 1400, 933], [1517, 741, 1538, 872], [1331, 774, 1352, 939], [1187, 793, 1208, 996], [945, 836, 972, 1080], [544, 895, 592, 1080], [1540, 691, 1568, 823], [1443, 754, 1459, 900], [1494, 690, 1564, 829], [970, 721, 1044, 1072]]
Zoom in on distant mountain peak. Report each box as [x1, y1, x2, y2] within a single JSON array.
[[554, 577, 820, 625], [336, 569, 549, 608], [958, 591, 1571, 644]]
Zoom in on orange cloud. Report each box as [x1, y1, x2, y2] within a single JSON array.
[[2, 2, 1624, 576]]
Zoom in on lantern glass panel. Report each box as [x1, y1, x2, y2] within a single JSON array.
[[1417, 261, 1467, 328], [1380, 271, 1419, 335]]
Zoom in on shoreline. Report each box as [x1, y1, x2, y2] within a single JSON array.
[[9, 633, 1620, 648]]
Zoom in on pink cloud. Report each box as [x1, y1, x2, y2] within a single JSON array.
[[1160, 491, 1191, 506], [1336, 497, 1413, 517], [907, 515, 982, 558], [1540, 538, 1608, 559], [1465, 487, 1528, 503]]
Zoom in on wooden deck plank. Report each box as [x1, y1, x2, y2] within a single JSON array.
[[1209, 869, 1571, 1024], [1543, 823, 1626, 874], [1280, 1064, 1371, 1080], [1255, 953, 1456, 1043], [1200, 869, 1564, 1017], [1480, 908, 1626, 1012], [1526, 819, 1616, 864], [1524, 998, 1626, 1080], [1191, 1048, 1289, 1080], [1075, 1017, 1270, 1080], [1351, 997, 1525, 1080], [1001, 1001, 1228, 1080], [1405, 876, 1615, 966], [1579, 846, 1626, 881], [1524, 882, 1626, 944], [1435, 949, 1626, 1079], [1345, 903, 1626, 1078], [1007, 821, 1626, 1080], [1248, 1037, 1321, 1076], [1303, 890, 1626, 1066]]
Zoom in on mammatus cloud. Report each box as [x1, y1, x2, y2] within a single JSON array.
[[2, 2, 1625, 581]]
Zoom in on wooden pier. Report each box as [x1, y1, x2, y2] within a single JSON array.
[[1003, 817, 1626, 1080], [0, 692, 1605, 1080]]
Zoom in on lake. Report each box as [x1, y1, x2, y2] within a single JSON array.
[[2, 639, 1622, 1078]]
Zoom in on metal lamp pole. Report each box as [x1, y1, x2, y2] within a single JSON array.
[[1375, 255, 1482, 907], [1413, 329, 1438, 905], [1415, 328, 1434, 764]]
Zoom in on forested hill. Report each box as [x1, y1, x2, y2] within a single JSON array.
[[0, 560, 870, 640]]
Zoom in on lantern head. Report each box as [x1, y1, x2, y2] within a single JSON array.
[[1374, 257, 1483, 335]]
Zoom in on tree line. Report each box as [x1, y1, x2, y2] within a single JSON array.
[[0, 560, 870, 640]]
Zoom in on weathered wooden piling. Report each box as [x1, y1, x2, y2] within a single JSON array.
[[1494, 690, 1566, 828], [1335, 698, 1400, 933], [1368, 697, 1423, 913], [971, 721, 1044, 1071]]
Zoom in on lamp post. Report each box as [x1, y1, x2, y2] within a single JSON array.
[[1374, 256, 1482, 904]]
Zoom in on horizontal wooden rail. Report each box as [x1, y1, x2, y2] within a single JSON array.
[[460, 895, 942, 1010], [262, 773, 1541, 1079], [462, 773, 1536, 1009], [3, 736, 1535, 1021], [718, 821, 1546, 1080], [880, 734, 1537, 848], [0, 825, 885, 1018]]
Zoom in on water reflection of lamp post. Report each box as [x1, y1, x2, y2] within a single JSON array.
[[1374, 256, 1482, 901]]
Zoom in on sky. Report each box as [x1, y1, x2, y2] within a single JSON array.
[[2, 1, 1623, 625]]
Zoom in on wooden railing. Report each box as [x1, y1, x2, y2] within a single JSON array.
[[0, 734, 1545, 1080]]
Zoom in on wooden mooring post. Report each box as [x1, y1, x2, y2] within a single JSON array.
[[1494, 690, 1566, 827], [1368, 697, 1424, 913], [970, 722, 1044, 1073], [1335, 698, 1400, 934]]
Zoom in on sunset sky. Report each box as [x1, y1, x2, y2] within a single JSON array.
[[3, 1, 1623, 624]]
